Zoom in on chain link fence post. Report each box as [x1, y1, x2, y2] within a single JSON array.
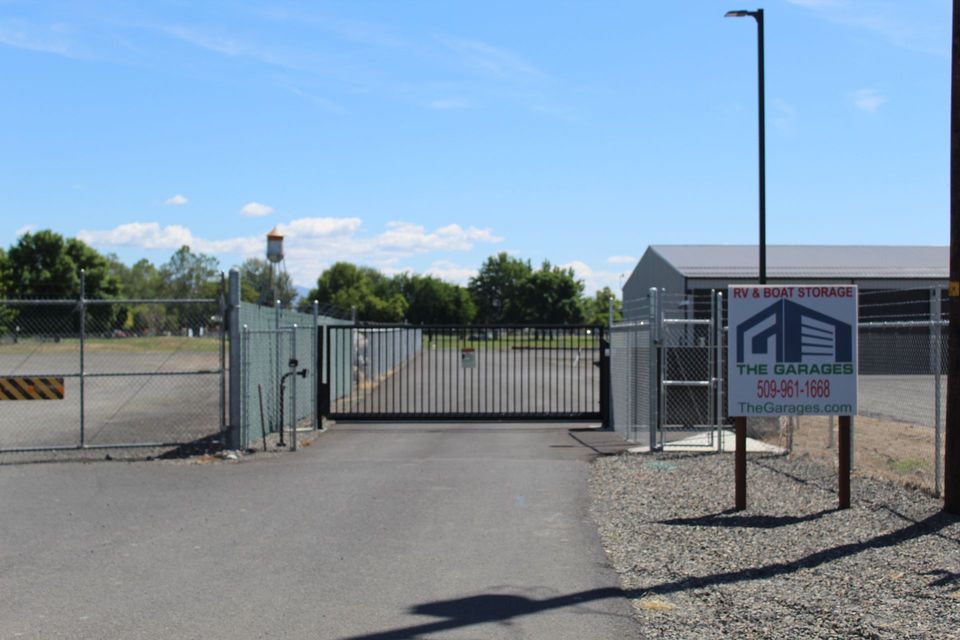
[[313, 300, 320, 431], [79, 269, 86, 448], [716, 290, 726, 451], [706, 289, 720, 450], [607, 298, 615, 430], [291, 325, 298, 452], [275, 300, 281, 438], [219, 274, 227, 436], [227, 269, 242, 450], [933, 286, 944, 496], [648, 287, 660, 451], [241, 325, 250, 448]]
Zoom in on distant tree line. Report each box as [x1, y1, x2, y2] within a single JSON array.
[[0, 230, 271, 335], [0, 231, 621, 334], [300, 252, 622, 326]]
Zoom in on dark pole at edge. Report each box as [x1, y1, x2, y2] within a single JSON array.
[[945, 0, 960, 513], [756, 9, 766, 285], [735, 416, 747, 510], [838, 416, 851, 509]]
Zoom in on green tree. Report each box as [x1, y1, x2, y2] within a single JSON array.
[[158, 246, 220, 299], [106, 255, 169, 334], [396, 274, 476, 324], [7, 230, 83, 300], [582, 287, 622, 326], [5, 230, 120, 334], [468, 253, 533, 324], [302, 262, 406, 322], [238, 258, 297, 307], [108, 255, 161, 299], [0, 248, 14, 331], [0, 248, 9, 297], [156, 246, 221, 332], [520, 261, 585, 324]]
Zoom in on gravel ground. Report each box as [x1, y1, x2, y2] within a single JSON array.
[[590, 452, 960, 639]]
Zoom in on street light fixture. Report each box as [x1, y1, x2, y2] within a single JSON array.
[[726, 8, 766, 285]]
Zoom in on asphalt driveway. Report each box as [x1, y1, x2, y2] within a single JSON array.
[[0, 422, 639, 639]]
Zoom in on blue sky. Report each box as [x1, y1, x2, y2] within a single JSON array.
[[0, 0, 951, 293]]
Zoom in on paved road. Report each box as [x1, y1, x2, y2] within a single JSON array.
[[858, 374, 945, 427], [0, 423, 640, 639]]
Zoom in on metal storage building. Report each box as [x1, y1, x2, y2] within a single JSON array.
[[622, 245, 948, 321]]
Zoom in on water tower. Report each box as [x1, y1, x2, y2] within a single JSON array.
[[266, 227, 286, 307]]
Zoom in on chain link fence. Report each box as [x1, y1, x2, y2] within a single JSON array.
[[790, 287, 948, 495], [610, 319, 653, 447], [237, 300, 350, 449], [0, 274, 225, 452], [611, 285, 950, 495], [610, 290, 722, 451]]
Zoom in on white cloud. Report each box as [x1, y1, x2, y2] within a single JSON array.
[[276, 217, 362, 237], [79, 218, 502, 287], [850, 88, 887, 112], [156, 23, 377, 86], [425, 260, 477, 285], [442, 37, 548, 81], [78, 222, 194, 249], [164, 194, 189, 205], [15, 225, 35, 237], [77, 222, 261, 255], [561, 260, 624, 295], [607, 255, 637, 265], [161, 25, 263, 60], [241, 201, 274, 217], [374, 222, 501, 253], [0, 20, 75, 58], [786, 0, 948, 57]]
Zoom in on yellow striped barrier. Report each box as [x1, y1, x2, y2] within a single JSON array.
[[0, 377, 65, 400]]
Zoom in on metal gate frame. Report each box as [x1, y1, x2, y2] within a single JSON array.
[[1, 273, 225, 453], [320, 324, 609, 422], [644, 288, 725, 451]]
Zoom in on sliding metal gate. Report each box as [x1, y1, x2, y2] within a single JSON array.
[[322, 325, 607, 421]]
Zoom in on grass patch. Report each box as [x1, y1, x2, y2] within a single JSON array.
[[0, 336, 222, 354], [888, 457, 928, 475], [637, 597, 677, 611]]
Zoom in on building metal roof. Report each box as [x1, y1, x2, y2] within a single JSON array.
[[649, 245, 948, 280]]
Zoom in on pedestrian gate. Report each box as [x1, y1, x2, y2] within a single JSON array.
[[320, 325, 608, 421]]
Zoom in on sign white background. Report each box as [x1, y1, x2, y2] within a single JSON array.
[[727, 285, 858, 417]]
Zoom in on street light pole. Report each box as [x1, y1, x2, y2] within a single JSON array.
[[727, 8, 766, 284], [944, 0, 960, 514]]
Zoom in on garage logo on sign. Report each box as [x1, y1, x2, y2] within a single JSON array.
[[736, 299, 854, 371]]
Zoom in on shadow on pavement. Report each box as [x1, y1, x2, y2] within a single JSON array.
[[339, 511, 957, 640]]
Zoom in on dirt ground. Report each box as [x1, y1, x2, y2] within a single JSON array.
[[759, 415, 944, 495]]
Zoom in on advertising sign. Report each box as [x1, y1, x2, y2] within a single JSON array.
[[728, 285, 857, 417]]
